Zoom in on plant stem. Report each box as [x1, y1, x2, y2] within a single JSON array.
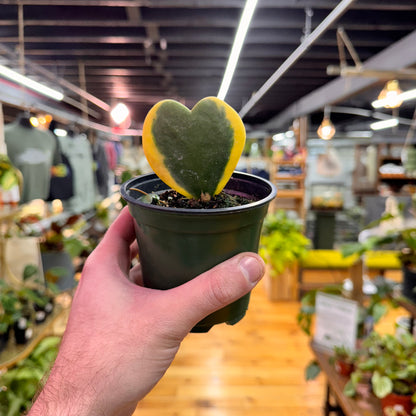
[[130, 187, 148, 195]]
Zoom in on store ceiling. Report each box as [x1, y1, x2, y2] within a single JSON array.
[[0, 0, 416, 138]]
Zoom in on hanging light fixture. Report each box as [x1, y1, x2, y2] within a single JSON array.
[[317, 107, 336, 140], [372, 80, 403, 109], [110, 102, 130, 125]]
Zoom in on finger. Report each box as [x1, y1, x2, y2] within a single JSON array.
[[88, 207, 136, 274], [163, 253, 265, 332], [128, 263, 143, 285], [130, 240, 139, 262]]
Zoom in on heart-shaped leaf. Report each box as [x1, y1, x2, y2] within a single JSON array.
[[142, 96, 246, 199]]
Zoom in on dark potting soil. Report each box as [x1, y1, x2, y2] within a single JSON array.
[[151, 190, 255, 209]]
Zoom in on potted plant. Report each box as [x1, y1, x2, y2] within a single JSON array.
[[341, 210, 416, 304], [121, 97, 276, 332], [259, 210, 311, 300], [17, 213, 93, 291], [332, 345, 357, 377], [344, 331, 416, 416], [0, 281, 20, 352], [298, 281, 396, 381]]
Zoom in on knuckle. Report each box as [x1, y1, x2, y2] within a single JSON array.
[[206, 276, 233, 309]]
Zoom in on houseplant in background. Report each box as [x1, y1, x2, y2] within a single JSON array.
[[121, 96, 276, 332], [0, 336, 60, 416], [259, 210, 311, 301], [341, 208, 416, 304], [16, 213, 94, 291], [344, 331, 416, 416], [298, 280, 397, 381]]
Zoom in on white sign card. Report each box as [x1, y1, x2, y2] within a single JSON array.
[[314, 292, 359, 352]]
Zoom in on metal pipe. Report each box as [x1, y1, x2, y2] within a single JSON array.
[[18, 3, 24, 73], [239, 0, 356, 118], [0, 42, 111, 112]]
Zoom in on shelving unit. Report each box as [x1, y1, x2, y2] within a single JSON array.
[[270, 158, 306, 221]]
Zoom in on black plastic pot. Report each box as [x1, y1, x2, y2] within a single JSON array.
[[41, 251, 76, 291], [13, 317, 33, 345], [121, 171, 276, 332], [402, 266, 416, 304]]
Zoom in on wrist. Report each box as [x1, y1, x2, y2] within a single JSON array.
[[28, 353, 137, 416], [28, 353, 103, 416]]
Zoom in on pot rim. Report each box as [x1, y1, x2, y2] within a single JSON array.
[[121, 171, 277, 215]]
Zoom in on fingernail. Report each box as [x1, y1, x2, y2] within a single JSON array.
[[239, 255, 265, 285]]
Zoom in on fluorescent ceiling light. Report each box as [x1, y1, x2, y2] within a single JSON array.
[[398, 88, 416, 102], [370, 118, 399, 130], [217, 0, 258, 100], [372, 87, 416, 109], [345, 131, 374, 138], [0, 64, 64, 101]]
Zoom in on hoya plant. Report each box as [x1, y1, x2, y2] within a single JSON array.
[[142, 96, 246, 202]]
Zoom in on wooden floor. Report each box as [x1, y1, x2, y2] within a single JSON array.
[[134, 281, 326, 416], [133, 279, 406, 416]]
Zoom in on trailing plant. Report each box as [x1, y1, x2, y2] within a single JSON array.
[[259, 210, 311, 276], [344, 331, 416, 414], [0, 336, 60, 416]]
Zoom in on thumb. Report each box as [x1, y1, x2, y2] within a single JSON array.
[[165, 253, 265, 332]]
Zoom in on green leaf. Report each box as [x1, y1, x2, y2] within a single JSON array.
[[305, 360, 321, 380], [343, 380, 356, 397], [143, 97, 246, 199], [371, 303, 387, 323], [22, 264, 39, 281], [372, 371, 393, 398], [31, 336, 60, 360], [0, 169, 18, 191]]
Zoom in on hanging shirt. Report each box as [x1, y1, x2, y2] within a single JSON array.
[[92, 140, 110, 198], [5, 121, 58, 203], [58, 134, 96, 213]]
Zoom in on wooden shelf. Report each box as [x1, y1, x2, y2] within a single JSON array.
[[272, 158, 304, 166], [276, 189, 305, 199], [270, 154, 306, 220], [273, 173, 306, 181], [0, 304, 67, 369], [311, 342, 382, 416], [379, 173, 414, 180]]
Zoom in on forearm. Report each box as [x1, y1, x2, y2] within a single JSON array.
[[28, 348, 138, 416], [28, 357, 103, 416]]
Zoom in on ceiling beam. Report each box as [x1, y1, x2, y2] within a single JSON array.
[[262, 28, 416, 131], [239, 0, 357, 118], [1, 0, 415, 10]]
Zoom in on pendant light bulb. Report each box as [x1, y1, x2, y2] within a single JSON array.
[[110, 102, 130, 125], [372, 80, 403, 109], [317, 116, 336, 140]]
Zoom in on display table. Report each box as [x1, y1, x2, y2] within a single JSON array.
[[0, 304, 68, 370], [311, 342, 381, 416]]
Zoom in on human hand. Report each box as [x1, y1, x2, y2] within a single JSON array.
[[29, 207, 265, 416]]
